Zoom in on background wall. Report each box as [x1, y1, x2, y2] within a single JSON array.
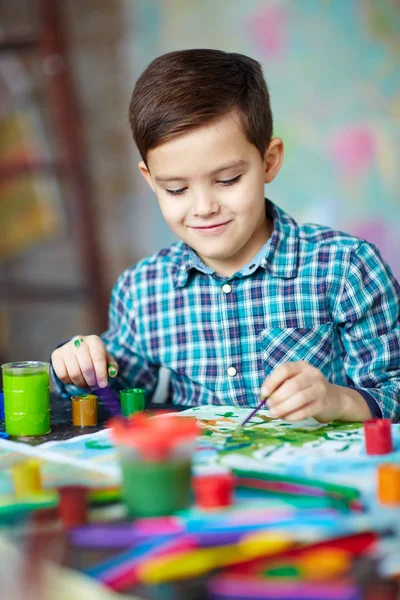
[[123, 0, 400, 276], [0, 0, 399, 365]]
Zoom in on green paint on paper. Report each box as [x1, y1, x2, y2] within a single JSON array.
[[216, 411, 237, 418], [85, 440, 113, 450], [199, 413, 363, 460]]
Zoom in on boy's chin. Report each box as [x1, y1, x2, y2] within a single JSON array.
[[194, 249, 237, 262], [191, 240, 235, 257]]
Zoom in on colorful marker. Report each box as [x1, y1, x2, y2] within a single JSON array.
[[58, 486, 88, 528], [12, 459, 41, 498], [377, 463, 400, 505]]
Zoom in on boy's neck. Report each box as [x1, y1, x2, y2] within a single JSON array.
[[198, 216, 274, 278]]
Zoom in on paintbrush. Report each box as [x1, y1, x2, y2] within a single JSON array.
[[240, 394, 269, 427], [92, 385, 121, 416], [91, 363, 122, 416], [223, 393, 268, 448]]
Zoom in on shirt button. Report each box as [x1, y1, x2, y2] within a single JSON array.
[[222, 284, 232, 294], [227, 366, 237, 377]]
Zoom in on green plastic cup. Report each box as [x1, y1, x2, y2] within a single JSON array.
[[120, 388, 145, 417], [120, 452, 192, 517], [2, 361, 51, 436]]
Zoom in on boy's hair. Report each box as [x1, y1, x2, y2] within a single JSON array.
[[129, 49, 273, 163]]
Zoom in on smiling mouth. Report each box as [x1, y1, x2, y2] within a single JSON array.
[[190, 221, 231, 230]]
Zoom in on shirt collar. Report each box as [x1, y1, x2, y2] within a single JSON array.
[[173, 199, 299, 288], [186, 238, 271, 277]]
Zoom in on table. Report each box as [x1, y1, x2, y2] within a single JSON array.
[[2, 398, 400, 599], [0, 393, 184, 445]]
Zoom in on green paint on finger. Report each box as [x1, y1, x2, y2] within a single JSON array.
[[108, 364, 117, 377], [74, 337, 84, 348]]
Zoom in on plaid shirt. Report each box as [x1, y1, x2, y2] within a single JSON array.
[[56, 201, 400, 421]]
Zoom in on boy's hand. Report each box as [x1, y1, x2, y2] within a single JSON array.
[[260, 362, 343, 423], [51, 335, 118, 389]]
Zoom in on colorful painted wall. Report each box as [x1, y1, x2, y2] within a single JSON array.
[[122, 0, 400, 278]]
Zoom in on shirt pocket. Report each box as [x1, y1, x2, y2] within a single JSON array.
[[258, 323, 333, 379]]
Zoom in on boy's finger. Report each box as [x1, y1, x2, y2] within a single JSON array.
[[281, 401, 317, 423], [261, 361, 304, 398], [106, 352, 118, 378], [267, 371, 310, 407], [269, 387, 314, 419], [51, 354, 73, 384], [72, 344, 98, 387], [66, 354, 88, 388], [85, 336, 109, 388]]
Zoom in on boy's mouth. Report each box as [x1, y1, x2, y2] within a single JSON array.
[[190, 220, 232, 235]]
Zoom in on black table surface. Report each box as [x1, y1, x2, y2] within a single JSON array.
[[0, 393, 185, 445]]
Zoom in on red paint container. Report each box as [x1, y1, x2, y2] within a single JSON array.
[[364, 419, 393, 455], [192, 473, 236, 509], [58, 486, 88, 528]]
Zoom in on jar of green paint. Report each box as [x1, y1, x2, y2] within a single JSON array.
[[119, 447, 192, 517], [111, 413, 199, 517], [1, 361, 51, 436], [120, 388, 145, 417]]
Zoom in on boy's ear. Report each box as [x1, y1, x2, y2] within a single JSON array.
[[138, 160, 155, 192], [264, 137, 284, 184]]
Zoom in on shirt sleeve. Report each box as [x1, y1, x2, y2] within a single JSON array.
[[335, 241, 400, 422], [51, 269, 160, 401], [101, 269, 160, 398]]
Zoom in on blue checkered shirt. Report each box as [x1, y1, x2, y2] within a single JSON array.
[[55, 201, 400, 421]]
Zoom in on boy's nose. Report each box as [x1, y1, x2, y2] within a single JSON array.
[[192, 191, 219, 217]]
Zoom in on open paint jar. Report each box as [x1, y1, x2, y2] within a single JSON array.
[[110, 413, 198, 517], [1, 361, 51, 436], [71, 394, 98, 426]]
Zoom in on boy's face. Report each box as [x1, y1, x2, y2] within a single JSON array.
[[139, 112, 283, 277]]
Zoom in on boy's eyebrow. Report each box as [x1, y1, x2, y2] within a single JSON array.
[[155, 159, 247, 183]]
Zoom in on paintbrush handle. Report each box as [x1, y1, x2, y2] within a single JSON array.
[[93, 385, 121, 416], [240, 396, 268, 427]]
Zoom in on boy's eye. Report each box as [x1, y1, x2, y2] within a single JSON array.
[[219, 175, 242, 186], [165, 174, 242, 195], [166, 187, 187, 196]]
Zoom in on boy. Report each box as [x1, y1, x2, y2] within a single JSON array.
[[52, 49, 400, 423]]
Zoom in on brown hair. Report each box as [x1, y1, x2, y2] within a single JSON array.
[[129, 49, 273, 163]]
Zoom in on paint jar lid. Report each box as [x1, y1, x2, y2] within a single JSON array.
[[1, 361, 49, 375], [72, 394, 98, 402], [109, 412, 198, 460], [120, 388, 145, 399]]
